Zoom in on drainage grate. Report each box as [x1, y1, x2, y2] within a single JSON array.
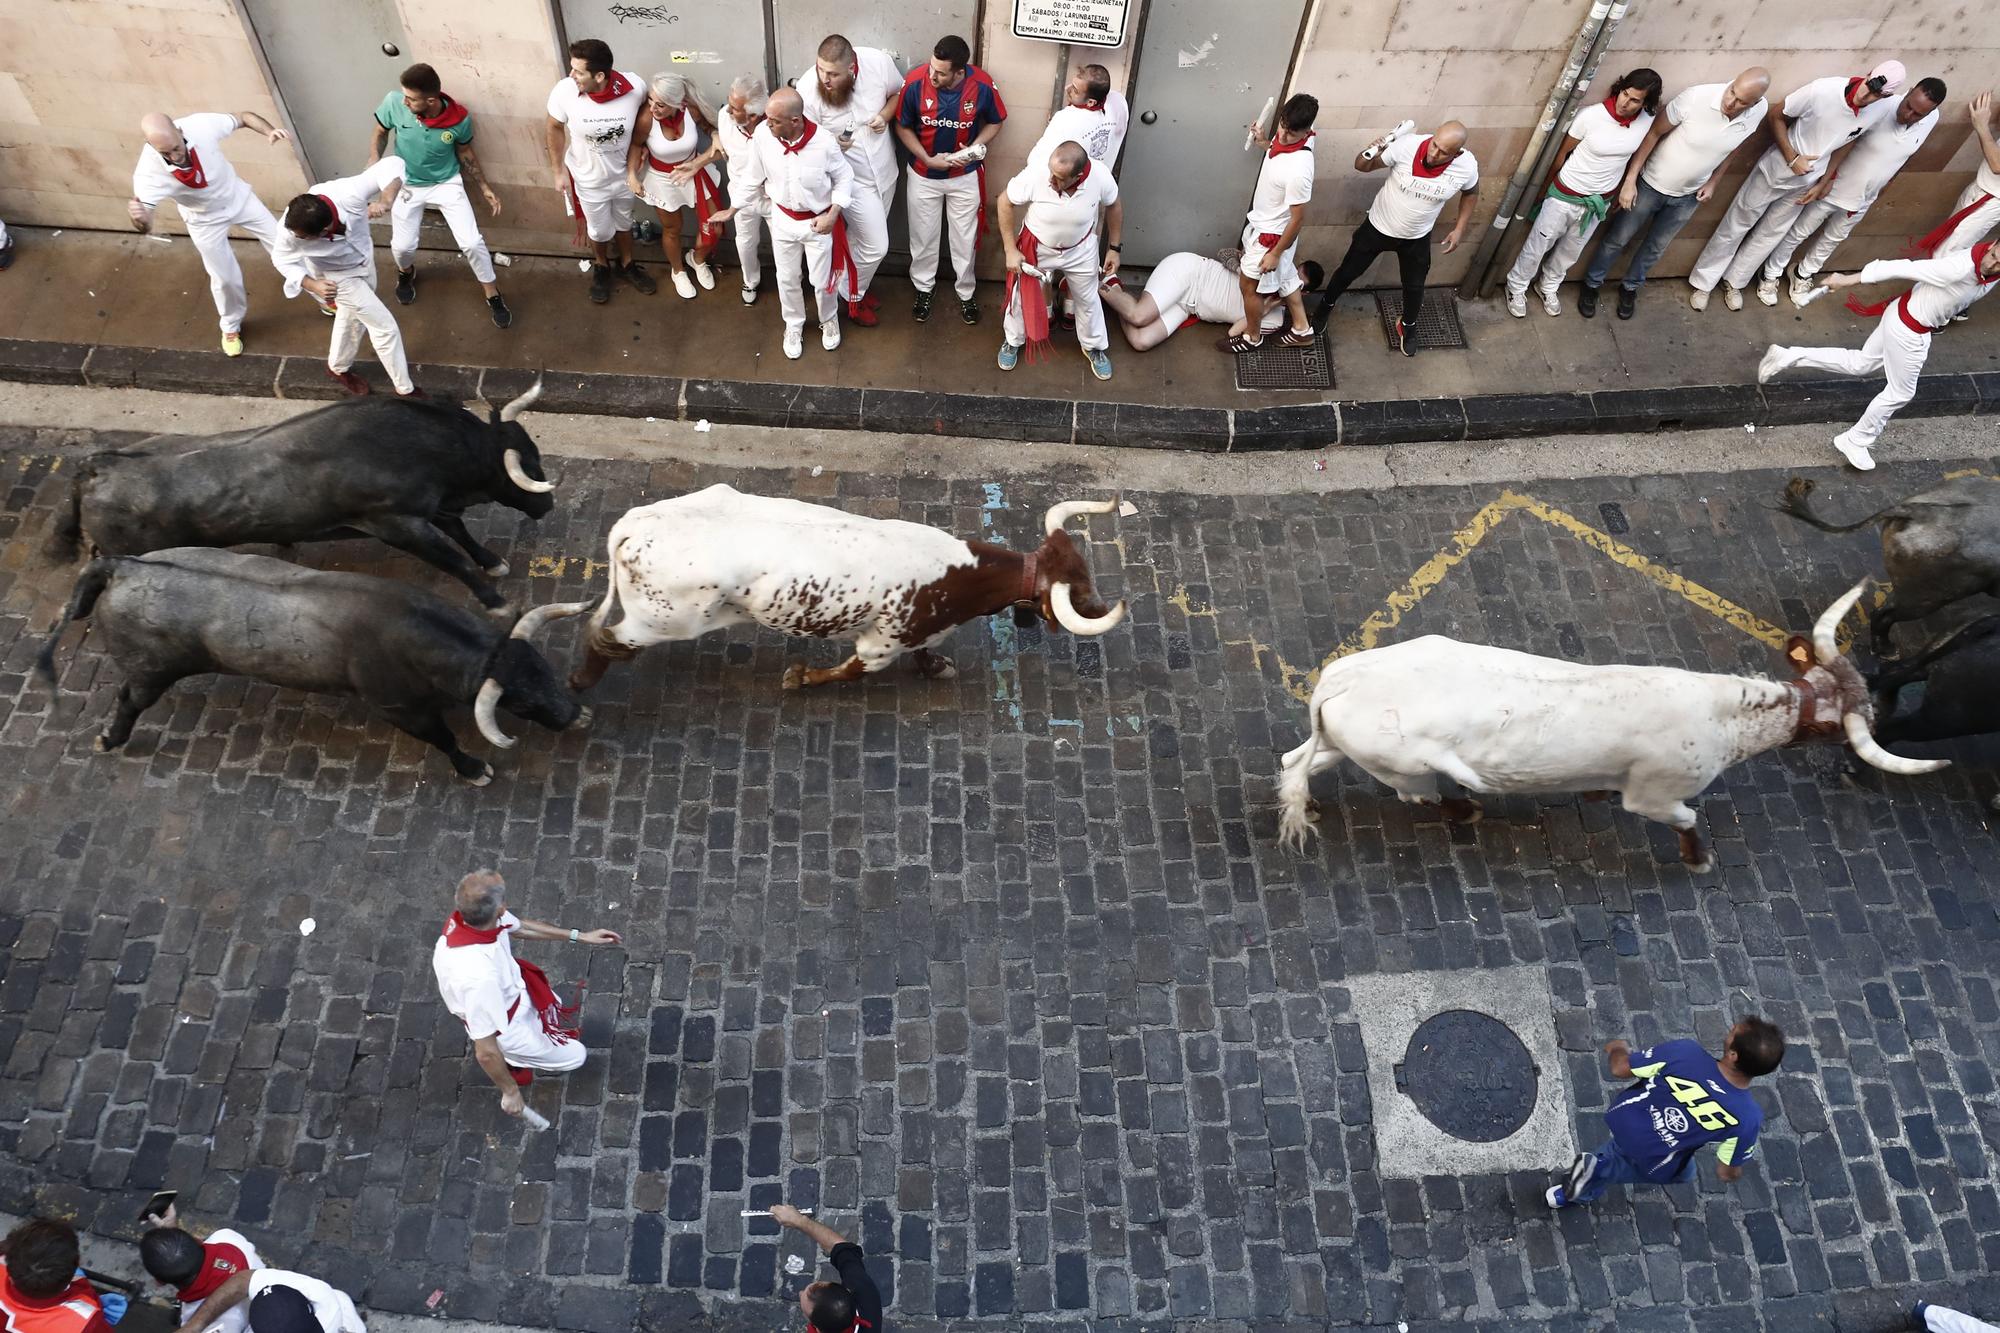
[[1233, 332, 1334, 390], [1373, 289, 1469, 350]]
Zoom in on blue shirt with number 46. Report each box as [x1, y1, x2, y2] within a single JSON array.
[[1603, 1039, 1762, 1170]]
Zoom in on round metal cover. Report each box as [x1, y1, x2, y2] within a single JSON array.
[[1395, 1009, 1538, 1142]]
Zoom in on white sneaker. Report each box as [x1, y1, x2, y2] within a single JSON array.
[[1723, 285, 1744, 311], [1755, 277, 1778, 307], [1689, 286, 1710, 312], [1756, 345, 1788, 384], [821, 321, 841, 351], [690, 260, 715, 291], [1834, 436, 1875, 471], [741, 285, 758, 306], [783, 328, 803, 360], [1788, 271, 1813, 307], [1506, 289, 1527, 318], [671, 269, 697, 300], [1540, 289, 1562, 317]]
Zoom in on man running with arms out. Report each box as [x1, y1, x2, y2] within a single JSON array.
[[1101, 252, 1323, 352], [272, 158, 420, 398], [771, 1205, 883, 1333], [1547, 1016, 1784, 1209], [373, 62, 510, 327]]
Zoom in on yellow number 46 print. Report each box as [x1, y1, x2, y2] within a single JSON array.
[[1665, 1075, 1740, 1132]]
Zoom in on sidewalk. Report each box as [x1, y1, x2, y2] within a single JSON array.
[[1, 226, 1996, 448]]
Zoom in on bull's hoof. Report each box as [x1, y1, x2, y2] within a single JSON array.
[[781, 664, 806, 691], [566, 673, 592, 694], [485, 561, 511, 578], [572, 706, 594, 729], [919, 659, 957, 680], [1684, 857, 1715, 875], [462, 762, 494, 786], [486, 604, 517, 625], [1305, 798, 1322, 817], [92, 734, 113, 753], [1440, 797, 1483, 824]]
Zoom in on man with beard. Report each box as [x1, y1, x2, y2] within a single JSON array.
[[796, 33, 903, 326]]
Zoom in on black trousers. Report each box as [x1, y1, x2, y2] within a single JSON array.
[[1309, 219, 1432, 330]]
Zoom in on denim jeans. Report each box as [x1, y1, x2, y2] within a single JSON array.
[[1584, 179, 1703, 292], [1570, 1136, 1697, 1203]]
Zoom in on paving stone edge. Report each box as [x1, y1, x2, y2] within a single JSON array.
[[4, 336, 1991, 451]]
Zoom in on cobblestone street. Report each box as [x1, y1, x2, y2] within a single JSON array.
[[3, 419, 1998, 1332]]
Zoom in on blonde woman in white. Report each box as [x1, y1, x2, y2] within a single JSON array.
[[626, 72, 724, 298]]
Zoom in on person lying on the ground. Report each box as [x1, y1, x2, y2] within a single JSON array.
[[139, 1202, 264, 1333], [1916, 1299, 2000, 1333], [1099, 253, 1324, 352]]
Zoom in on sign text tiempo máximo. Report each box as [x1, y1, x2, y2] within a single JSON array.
[[1011, 0, 1129, 48]]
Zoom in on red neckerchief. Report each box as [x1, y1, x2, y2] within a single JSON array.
[[658, 105, 686, 137], [583, 71, 634, 104], [442, 911, 507, 946], [1843, 77, 1867, 113], [1409, 139, 1449, 178], [1056, 161, 1091, 196], [1267, 130, 1314, 158], [1974, 240, 1999, 283], [781, 119, 819, 154], [169, 146, 208, 189], [176, 1242, 250, 1302], [417, 94, 470, 130], [314, 195, 346, 238], [1604, 95, 1637, 127], [1077, 97, 1104, 111]]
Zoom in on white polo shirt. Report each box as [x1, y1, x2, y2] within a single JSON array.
[[270, 157, 404, 296], [1752, 76, 1896, 188], [1858, 248, 2000, 330], [1027, 91, 1131, 173], [1826, 108, 1939, 211], [1005, 161, 1118, 251], [547, 72, 646, 190], [132, 113, 252, 218], [732, 120, 855, 217], [1642, 83, 1768, 197], [1367, 135, 1479, 240], [431, 909, 525, 1041], [1245, 138, 1314, 235], [796, 46, 907, 198], [1557, 101, 1652, 196], [247, 1271, 365, 1333]]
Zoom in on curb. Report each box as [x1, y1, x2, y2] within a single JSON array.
[[4, 336, 1994, 451]]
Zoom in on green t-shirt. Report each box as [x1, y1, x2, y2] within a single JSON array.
[[375, 91, 474, 187]]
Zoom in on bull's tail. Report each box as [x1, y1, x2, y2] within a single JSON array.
[[1776, 477, 1904, 534], [45, 465, 87, 561], [1276, 698, 1326, 854], [37, 558, 118, 693]]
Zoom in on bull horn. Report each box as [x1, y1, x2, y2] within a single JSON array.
[[1044, 498, 1118, 537], [1842, 711, 1949, 775], [510, 600, 594, 641], [473, 678, 516, 749], [1050, 581, 1126, 636], [1812, 579, 1869, 662], [503, 448, 556, 494], [498, 374, 544, 423]]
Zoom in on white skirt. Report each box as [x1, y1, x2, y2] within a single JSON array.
[[639, 161, 721, 213]]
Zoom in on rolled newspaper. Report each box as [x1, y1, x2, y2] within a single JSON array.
[[1245, 97, 1277, 152], [1794, 281, 1839, 308], [520, 1105, 551, 1132], [741, 1207, 814, 1217], [1362, 118, 1418, 162]]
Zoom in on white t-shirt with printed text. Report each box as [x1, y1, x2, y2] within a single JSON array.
[[547, 73, 646, 190], [1367, 135, 1479, 241]]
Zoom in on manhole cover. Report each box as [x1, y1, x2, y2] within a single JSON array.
[[1234, 333, 1334, 390], [1373, 289, 1469, 350], [1394, 1009, 1538, 1142]]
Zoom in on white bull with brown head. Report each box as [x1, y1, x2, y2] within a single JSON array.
[[1275, 583, 1946, 870], [564, 484, 1127, 692]]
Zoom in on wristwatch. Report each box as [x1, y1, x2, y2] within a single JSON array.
[[569, 928, 580, 943]]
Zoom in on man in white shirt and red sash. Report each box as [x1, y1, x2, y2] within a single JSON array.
[[1758, 240, 2000, 470], [997, 140, 1122, 381], [896, 34, 1007, 326], [1026, 64, 1129, 332], [140, 1202, 264, 1333], [1225, 93, 1320, 352], [713, 76, 771, 306], [1909, 90, 2000, 260], [710, 88, 855, 361], [1688, 61, 1904, 311], [128, 109, 290, 357], [271, 159, 419, 398], [545, 38, 657, 306], [1504, 70, 1661, 318], [431, 869, 621, 1118], [797, 33, 904, 327]]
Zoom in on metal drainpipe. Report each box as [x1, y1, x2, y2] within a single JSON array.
[[1458, 0, 1635, 299]]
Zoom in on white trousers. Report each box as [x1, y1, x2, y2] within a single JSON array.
[[906, 169, 980, 300], [186, 189, 284, 334], [840, 185, 888, 300], [1922, 1306, 2000, 1333], [733, 200, 766, 291], [1505, 195, 1602, 299], [1937, 181, 2000, 255], [389, 178, 495, 284], [1768, 306, 1929, 450], [323, 255, 412, 394], [495, 997, 586, 1073], [1004, 234, 1108, 351], [768, 208, 838, 334], [1760, 199, 1865, 280], [1690, 171, 1811, 292]]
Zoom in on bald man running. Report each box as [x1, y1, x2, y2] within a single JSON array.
[[129, 109, 291, 356], [1308, 119, 1480, 354]]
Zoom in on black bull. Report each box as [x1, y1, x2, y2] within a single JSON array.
[[1870, 614, 2000, 808], [48, 383, 558, 611], [36, 549, 594, 784]]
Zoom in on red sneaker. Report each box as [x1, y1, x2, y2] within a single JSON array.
[[397, 386, 427, 399], [326, 368, 370, 395]]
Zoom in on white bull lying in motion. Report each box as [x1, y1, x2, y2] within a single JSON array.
[[1276, 583, 1946, 870], [565, 484, 1127, 692]]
